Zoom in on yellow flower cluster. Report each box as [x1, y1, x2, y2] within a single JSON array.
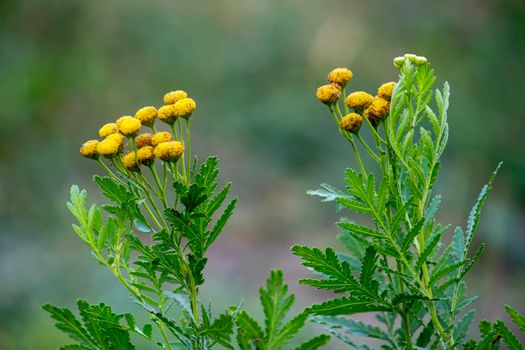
[[79, 89, 195, 168], [316, 66, 397, 131]]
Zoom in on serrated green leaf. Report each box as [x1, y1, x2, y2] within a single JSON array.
[[292, 335, 330, 350], [505, 305, 525, 334], [308, 297, 391, 316], [496, 321, 524, 350]]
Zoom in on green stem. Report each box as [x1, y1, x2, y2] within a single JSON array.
[[186, 119, 192, 182], [150, 165, 168, 208]]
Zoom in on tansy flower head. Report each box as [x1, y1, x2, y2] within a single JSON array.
[[316, 84, 340, 105], [135, 133, 153, 148], [80, 140, 99, 159], [154, 141, 185, 162], [365, 96, 390, 126], [135, 106, 157, 127], [151, 131, 172, 147], [157, 104, 177, 124], [173, 98, 196, 119], [137, 146, 155, 166], [327, 68, 353, 88], [377, 82, 396, 102], [97, 139, 120, 158], [99, 123, 118, 138], [117, 116, 141, 137], [105, 133, 125, 148], [164, 90, 188, 105], [345, 91, 374, 111], [122, 152, 139, 171], [340, 113, 363, 134]]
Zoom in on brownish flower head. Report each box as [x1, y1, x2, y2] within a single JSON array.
[[345, 91, 374, 111], [377, 82, 396, 102], [316, 84, 340, 105], [327, 68, 353, 88], [135, 133, 153, 148], [365, 96, 390, 126], [80, 140, 99, 159], [340, 113, 363, 134]]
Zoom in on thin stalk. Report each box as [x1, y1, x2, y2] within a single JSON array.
[[186, 119, 192, 182], [356, 133, 381, 163], [150, 165, 168, 208]]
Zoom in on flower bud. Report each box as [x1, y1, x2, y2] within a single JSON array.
[[327, 68, 353, 88], [164, 90, 188, 105], [404, 53, 417, 63], [135, 106, 157, 127], [316, 84, 340, 105], [154, 141, 185, 162], [80, 140, 99, 159], [340, 113, 363, 134], [393, 56, 405, 68], [151, 131, 172, 147], [415, 56, 428, 65]]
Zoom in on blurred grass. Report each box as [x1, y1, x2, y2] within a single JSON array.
[[0, 0, 524, 348]]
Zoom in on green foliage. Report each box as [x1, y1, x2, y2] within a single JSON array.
[[46, 151, 324, 349], [235, 270, 330, 350], [43, 300, 139, 350], [296, 56, 524, 349]]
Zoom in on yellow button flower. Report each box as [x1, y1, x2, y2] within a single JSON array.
[[97, 139, 120, 158], [135, 106, 157, 127], [135, 133, 153, 148], [377, 82, 396, 102], [164, 90, 188, 105], [117, 116, 141, 137], [157, 105, 177, 124], [345, 91, 374, 111], [99, 123, 118, 138], [121, 152, 139, 171], [316, 84, 340, 105], [327, 68, 353, 88], [137, 146, 155, 166], [340, 113, 363, 134], [154, 141, 185, 162], [80, 140, 99, 159], [151, 131, 172, 146], [105, 133, 125, 149], [173, 98, 196, 119]]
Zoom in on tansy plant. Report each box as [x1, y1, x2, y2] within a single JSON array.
[[43, 91, 329, 350], [294, 54, 525, 349]]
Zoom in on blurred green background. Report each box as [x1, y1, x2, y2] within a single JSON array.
[[1, 0, 524, 348]]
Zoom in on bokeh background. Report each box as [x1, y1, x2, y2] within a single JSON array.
[[1, 0, 524, 348]]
